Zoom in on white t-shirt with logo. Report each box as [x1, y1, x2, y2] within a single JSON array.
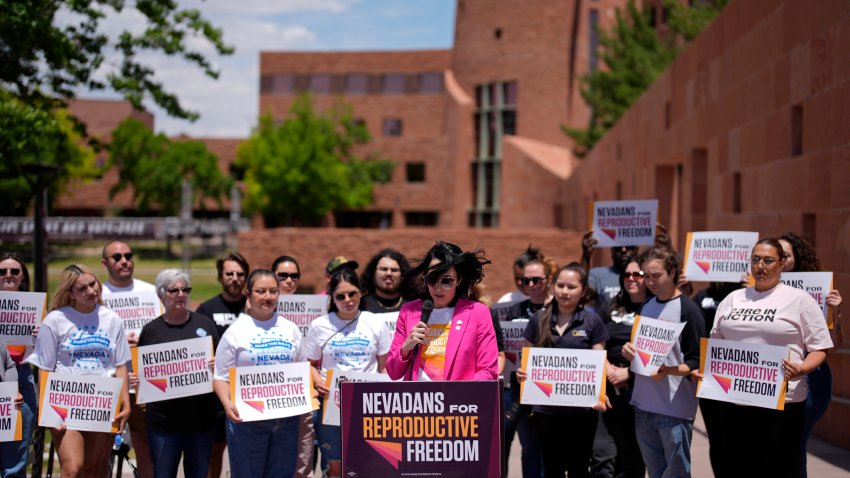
[[28, 305, 131, 377], [300, 311, 391, 381], [417, 307, 455, 381], [102, 278, 156, 295], [214, 313, 302, 381], [712, 284, 833, 402]]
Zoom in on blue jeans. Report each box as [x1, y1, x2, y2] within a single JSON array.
[[634, 409, 692, 478], [147, 429, 214, 478], [800, 363, 832, 478], [227, 415, 300, 478], [315, 398, 341, 472], [0, 365, 38, 478], [504, 388, 542, 478]]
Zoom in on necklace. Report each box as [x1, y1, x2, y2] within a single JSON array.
[[374, 294, 403, 310]]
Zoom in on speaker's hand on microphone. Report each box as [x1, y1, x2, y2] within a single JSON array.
[[402, 321, 429, 358]]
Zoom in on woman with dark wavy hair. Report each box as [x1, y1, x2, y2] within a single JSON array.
[[386, 241, 498, 381]]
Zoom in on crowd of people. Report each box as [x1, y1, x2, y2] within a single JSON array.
[[0, 228, 841, 478]]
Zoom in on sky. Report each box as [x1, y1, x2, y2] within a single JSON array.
[[80, 0, 456, 138]]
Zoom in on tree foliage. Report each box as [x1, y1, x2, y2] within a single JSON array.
[[564, 0, 727, 156], [236, 95, 395, 227], [108, 118, 233, 215]]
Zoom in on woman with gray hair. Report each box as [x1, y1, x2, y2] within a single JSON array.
[[129, 269, 220, 478]]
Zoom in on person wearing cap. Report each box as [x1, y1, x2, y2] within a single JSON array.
[[323, 257, 359, 293]]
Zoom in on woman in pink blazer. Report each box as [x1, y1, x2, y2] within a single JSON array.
[[386, 241, 499, 381]]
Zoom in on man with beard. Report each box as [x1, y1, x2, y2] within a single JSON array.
[[581, 231, 639, 315], [196, 252, 249, 478], [360, 249, 410, 313]]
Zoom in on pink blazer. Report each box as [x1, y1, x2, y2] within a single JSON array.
[[386, 298, 499, 381]]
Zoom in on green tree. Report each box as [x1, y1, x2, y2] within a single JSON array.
[[564, 0, 727, 156], [108, 118, 233, 215], [236, 95, 394, 227]]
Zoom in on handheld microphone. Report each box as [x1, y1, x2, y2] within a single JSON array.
[[420, 299, 434, 324]]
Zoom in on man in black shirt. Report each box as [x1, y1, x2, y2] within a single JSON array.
[[360, 249, 411, 313]]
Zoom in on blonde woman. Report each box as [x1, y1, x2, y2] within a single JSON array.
[[29, 265, 131, 478]]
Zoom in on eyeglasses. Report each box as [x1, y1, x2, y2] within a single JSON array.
[[252, 288, 279, 296], [520, 277, 546, 286], [0, 268, 21, 277], [109, 252, 134, 262], [224, 271, 246, 278], [276, 272, 300, 281], [750, 256, 779, 266], [333, 290, 360, 302], [166, 287, 192, 295], [427, 276, 457, 290], [622, 271, 645, 280]]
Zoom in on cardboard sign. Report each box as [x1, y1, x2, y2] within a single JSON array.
[[321, 370, 391, 426], [519, 348, 606, 408], [629, 315, 687, 376], [131, 336, 214, 404], [102, 291, 164, 336], [590, 200, 658, 247], [277, 295, 328, 337], [0, 291, 46, 347], [229, 362, 316, 422], [697, 338, 788, 410], [341, 380, 503, 478], [499, 320, 528, 381], [683, 231, 759, 282], [0, 383, 21, 442], [38, 372, 124, 432], [780, 272, 834, 328]]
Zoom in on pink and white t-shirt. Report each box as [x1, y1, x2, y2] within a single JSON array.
[[711, 284, 833, 402]]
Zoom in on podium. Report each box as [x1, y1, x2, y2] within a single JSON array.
[[341, 380, 504, 477]]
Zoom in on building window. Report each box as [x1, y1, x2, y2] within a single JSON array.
[[383, 74, 406, 94], [330, 75, 346, 94], [335, 211, 392, 229], [293, 74, 310, 93], [732, 172, 742, 213], [382, 118, 403, 137], [791, 104, 803, 156], [346, 74, 368, 94], [309, 74, 331, 93], [420, 73, 443, 94], [405, 212, 439, 226], [589, 9, 599, 73], [406, 163, 425, 183], [494, 28, 502, 39]]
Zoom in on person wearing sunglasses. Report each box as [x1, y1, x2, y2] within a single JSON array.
[[213, 269, 304, 478], [29, 264, 132, 477], [0, 253, 33, 478], [386, 241, 498, 382], [129, 269, 219, 478], [195, 252, 250, 478], [100, 240, 156, 478], [699, 238, 833, 478], [272, 256, 301, 295], [301, 268, 391, 478]]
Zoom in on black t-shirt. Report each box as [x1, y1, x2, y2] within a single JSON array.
[[138, 312, 220, 432], [362, 294, 407, 314], [195, 294, 245, 337]]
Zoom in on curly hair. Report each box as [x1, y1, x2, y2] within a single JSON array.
[[779, 233, 821, 272], [360, 248, 412, 298], [410, 241, 491, 304]]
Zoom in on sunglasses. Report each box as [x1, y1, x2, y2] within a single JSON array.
[[0, 268, 21, 277], [622, 271, 645, 280], [276, 272, 300, 281], [427, 276, 457, 290], [109, 252, 134, 262], [521, 276, 546, 286], [224, 271, 246, 278], [333, 290, 359, 302], [166, 287, 192, 295]]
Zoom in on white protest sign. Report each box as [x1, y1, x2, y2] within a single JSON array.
[[697, 338, 788, 410], [500, 320, 528, 380], [131, 336, 214, 404], [629, 315, 687, 376], [520, 347, 606, 408], [321, 370, 391, 426], [591, 200, 658, 247], [229, 362, 316, 422], [0, 382, 21, 442], [780, 272, 834, 328], [38, 372, 124, 432], [102, 291, 163, 336], [0, 291, 46, 346], [277, 295, 328, 337], [683, 231, 759, 282]]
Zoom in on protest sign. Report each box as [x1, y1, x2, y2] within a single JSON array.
[[780, 272, 834, 328], [629, 316, 687, 376], [0, 383, 21, 442], [697, 338, 788, 410], [131, 336, 214, 404], [102, 291, 163, 336], [590, 200, 658, 247], [683, 231, 759, 282], [519, 348, 606, 408], [342, 380, 503, 478], [499, 320, 528, 381], [229, 362, 316, 422], [0, 291, 46, 347], [38, 372, 124, 432], [321, 370, 391, 426], [277, 295, 328, 337]]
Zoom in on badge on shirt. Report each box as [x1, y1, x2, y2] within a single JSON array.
[[571, 329, 587, 337]]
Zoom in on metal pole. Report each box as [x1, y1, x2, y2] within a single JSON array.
[[181, 181, 192, 271]]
